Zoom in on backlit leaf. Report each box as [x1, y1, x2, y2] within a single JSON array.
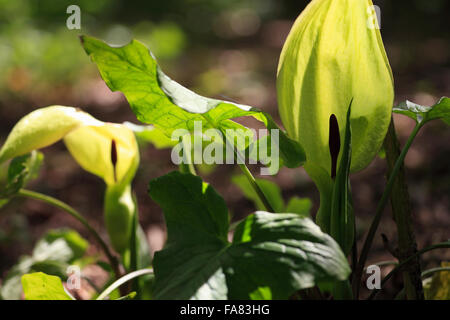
[[21, 272, 72, 300], [81, 35, 305, 170]]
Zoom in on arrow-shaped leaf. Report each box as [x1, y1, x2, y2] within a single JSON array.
[[149, 171, 350, 299], [81, 35, 305, 169]]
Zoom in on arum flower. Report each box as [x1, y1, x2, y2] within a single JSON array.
[[0, 106, 139, 253], [64, 124, 139, 186], [277, 0, 394, 233], [0, 106, 101, 163]]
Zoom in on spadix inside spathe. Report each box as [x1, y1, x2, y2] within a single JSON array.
[[277, 0, 394, 180], [0, 106, 139, 186], [64, 124, 139, 186]]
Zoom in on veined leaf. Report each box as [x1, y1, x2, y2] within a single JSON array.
[[81, 35, 305, 169], [393, 97, 450, 125], [149, 171, 350, 299], [21, 272, 73, 300]]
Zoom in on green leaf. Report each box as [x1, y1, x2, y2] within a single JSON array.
[[81, 35, 305, 170], [0, 229, 88, 299], [253, 114, 307, 169], [149, 171, 350, 299], [393, 97, 450, 125], [21, 272, 73, 300], [80, 36, 251, 134], [232, 175, 284, 213], [285, 197, 311, 217], [0, 151, 43, 205], [230, 212, 351, 299], [30, 260, 70, 280], [123, 121, 176, 149], [149, 171, 229, 245]]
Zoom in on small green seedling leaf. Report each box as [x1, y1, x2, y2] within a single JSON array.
[[21, 272, 73, 300], [149, 171, 350, 299], [393, 97, 450, 125], [81, 35, 305, 169]]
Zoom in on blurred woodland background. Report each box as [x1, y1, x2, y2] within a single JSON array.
[[0, 0, 449, 299]]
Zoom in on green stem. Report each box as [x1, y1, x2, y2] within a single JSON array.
[[178, 136, 197, 175], [238, 163, 275, 212], [97, 268, 154, 300], [367, 241, 450, 300], [218, 128, 275, 212], [353, 120, 423, 297], [17, 189, 121, 281], [179, 161, 196, 175]]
